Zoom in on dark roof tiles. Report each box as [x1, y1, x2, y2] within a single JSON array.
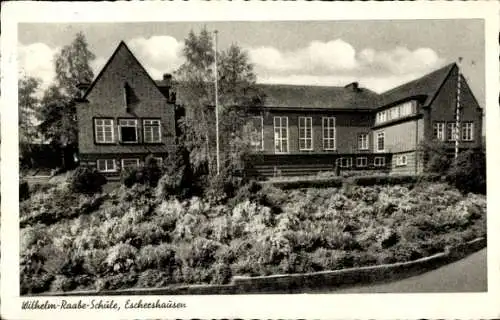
[[255, 83, 379, 110], [378, 63, 456, 108]]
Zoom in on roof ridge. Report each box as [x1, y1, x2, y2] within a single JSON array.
[[81, 40, 168, 101], [381, 62, 456, 96], [377, 62, 457, 108]]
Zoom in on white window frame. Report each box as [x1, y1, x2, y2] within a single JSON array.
[[358, 133, 369, 150], [337, 157, 352, 168], [356, 157, 367, 167], [121, 158, 140, 170], [447, 123, 458, 141], [322, 117, 336, 150], [375, 131, 385, 152], [118, 119, 138, 143], [143, 119, 162, 143], [374, 156, 386, 167], [389, 107, 399, 121], [396, 155, 408, 167], [461, 122, 474, 141], [249, 116, 264, 151], [273, 116, 289, 154], [94, 119, 114, 143], [377, 111, 387, 124], [433, 122, 445, 141], [299, 117, 313, 151], [96, 159, 117, 173]]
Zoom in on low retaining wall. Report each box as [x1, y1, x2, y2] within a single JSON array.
[[38, 237, 486, 296]]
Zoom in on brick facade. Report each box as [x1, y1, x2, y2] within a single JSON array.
[[76, 42, 175, 173]]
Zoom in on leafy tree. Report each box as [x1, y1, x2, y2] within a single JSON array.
[[419, 139, 451, 175], [19, 76, 41, 168], [54, 32, 96, 98], [37, 32, 95, 168], [447, 149, 486, 194], [174, 28, 262, 178]]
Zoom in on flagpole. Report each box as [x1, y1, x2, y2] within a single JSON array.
[[455, 57, 462, 159], [214, 30, 220, 175]]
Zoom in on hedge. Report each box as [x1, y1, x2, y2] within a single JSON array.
[[269, 177, 343, 190], [267, 174, 443, 190]]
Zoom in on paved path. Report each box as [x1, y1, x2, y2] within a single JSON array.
[[327, 248, 487, 293]]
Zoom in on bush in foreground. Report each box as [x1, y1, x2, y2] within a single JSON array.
[[447, 149, 486, 194], [19, 181, 486, 294], [69, 167, 107, 194]]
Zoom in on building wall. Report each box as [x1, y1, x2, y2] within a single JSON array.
[[389, 151, 422, 175], [76, 44, 176, 159], [428, 67, 483, 149], [259, 110, 374, 154], [372, 118, 424, 154]]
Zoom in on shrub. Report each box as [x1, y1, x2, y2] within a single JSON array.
[[446, 149, 486, 194], [419, 139, 452, 175], [156, 146, 193, 199], [204, 163, 248, 203], [120, 156, 162, 189], [69, 167, 107, 194], [352, 175, 417, 187], [20, 180, 30, 201], [105, 243, 138, 273], [120, 167, 141, 188], [271, 177, 343, 190], [136, 244, 177, 271]]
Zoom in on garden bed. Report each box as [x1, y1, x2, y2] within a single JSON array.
[[20, 181, 486, 295]]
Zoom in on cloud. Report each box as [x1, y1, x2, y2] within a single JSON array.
[[248, 39, 358, 73], [359, 46, 443, 75], [248, 39, 445, 91], [17, 42, 59, 91], [127, 35, 185, 79]]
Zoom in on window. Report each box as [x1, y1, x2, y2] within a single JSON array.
[[447, 123, 458, 141], [433, 122, 445, 141], [322, 117, 336, 150], [119, 119, 138, 143], [389, 107, 399, 121], [121, 158, 140, 170], [462, 122, 474, 141], [94, 119, 114, 143], [374, 157, 386, 167], [299, 117, 313, 150], [248, 116, 264, 151], [337, 157, 352, 168], [143, 119, 161, 143], [358, 133, 369, 150], [376, 111, 387, 124], [97, 159, 116, 172], [396, 155, 408, 166], [356, 157, 367, 167], [274, 116, 288, 153], [399, 101, 414, 117], [376, 131, 385, 152]]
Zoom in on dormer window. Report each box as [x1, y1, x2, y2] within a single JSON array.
[[119, 119, 138, 143]]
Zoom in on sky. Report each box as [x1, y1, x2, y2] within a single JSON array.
[[17, 20, 485, 107]]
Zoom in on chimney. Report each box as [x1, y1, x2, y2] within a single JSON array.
[[162, 73, 172, 87], [76, 82, 90, 99], [345, 82, 360, 91]]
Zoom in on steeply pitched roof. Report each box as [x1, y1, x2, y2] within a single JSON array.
[[255, 83, 379, 110], [81, 41, 169, 101], [378, 63, 457, 108]]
